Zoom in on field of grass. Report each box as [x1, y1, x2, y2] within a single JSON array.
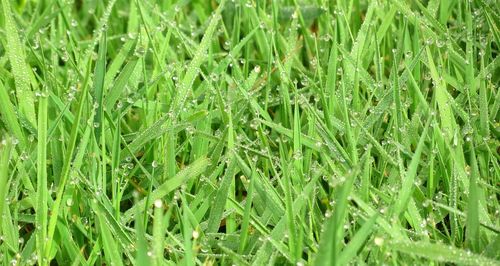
[[0, 0, 499, 265]]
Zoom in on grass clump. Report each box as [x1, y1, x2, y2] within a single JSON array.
[[0, 0, 499, 265]]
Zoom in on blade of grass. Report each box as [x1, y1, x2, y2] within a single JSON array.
[[337, 214, 378, 265], [389, 240, 499, 266], [0, 81, 26, 148], [0, 138, 12, 236], [44, 58, 93, 264], [35, 89, 48, 265], [393, 117, 431, 217], [1, 0, 37, 126]]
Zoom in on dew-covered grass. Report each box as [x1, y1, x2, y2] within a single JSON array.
[[0, 0, 499, 265]]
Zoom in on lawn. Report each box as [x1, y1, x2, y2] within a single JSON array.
[[0, 0, 499, 265]]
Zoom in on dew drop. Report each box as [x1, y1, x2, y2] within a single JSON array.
[[66, 198, 73, 207], [374, 237, 384, 246], [192, 230, 200, 239], [154, 199, 162, 208]]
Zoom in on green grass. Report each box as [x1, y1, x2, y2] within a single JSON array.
[[0, 0, 499, 265]]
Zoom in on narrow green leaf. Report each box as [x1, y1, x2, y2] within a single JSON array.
[[1, 0, 36, 126], [389, 240, 499, 266]]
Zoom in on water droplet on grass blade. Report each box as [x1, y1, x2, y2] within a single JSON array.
[[154, 199, 162, 208], [192, 230, 200, 239], [134, 47, 146, 57], [374, 237, 384, 246]]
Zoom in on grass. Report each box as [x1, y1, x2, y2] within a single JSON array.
[[0, 0, 499, 265]]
